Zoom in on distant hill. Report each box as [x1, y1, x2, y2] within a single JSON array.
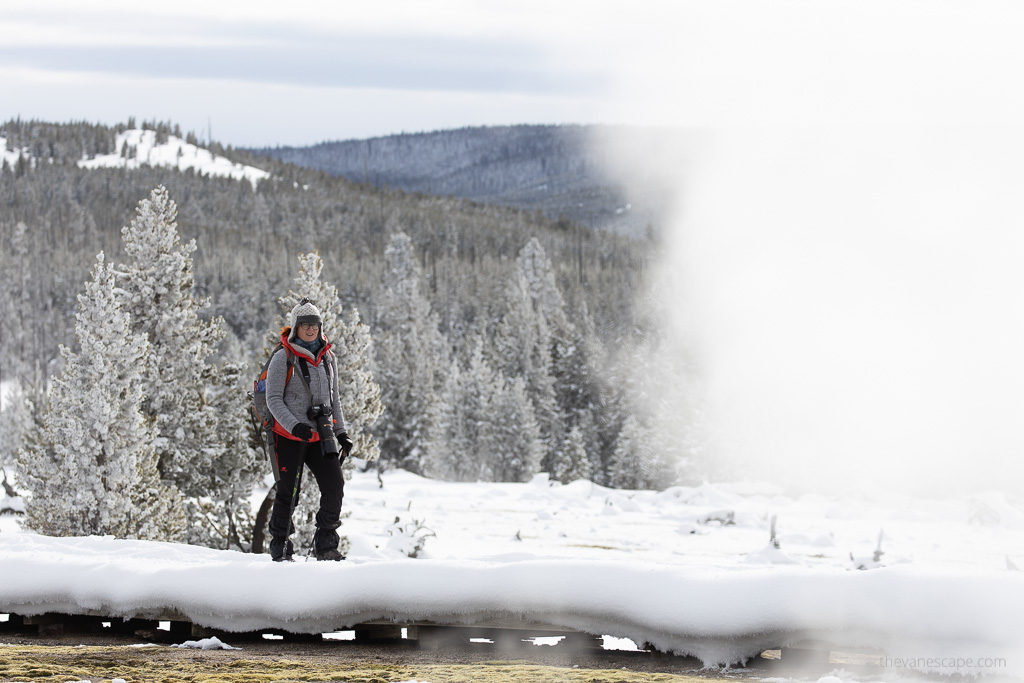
[[248, 125, 682, 238]]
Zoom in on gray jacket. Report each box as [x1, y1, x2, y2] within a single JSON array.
[[266, 334, 347, 440]]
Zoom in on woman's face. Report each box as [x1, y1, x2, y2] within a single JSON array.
[[297, 322, 320, 342]]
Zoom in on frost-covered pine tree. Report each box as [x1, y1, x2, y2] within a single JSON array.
[[426, 339, 496, 482], [260, 251, 384, 551], [114, 186, 257, 549], [372, 232, 447, 474], [17, 253, 185, 539], [190, 359, 260, 549], [424, 358, 475, 482], [608, 415, 662, 490], [551, 424, 593, 484], [551, 303, 606, 469], [488, 374, 544, 482], [426, 339, 542, 482], [0, 371, 40, 497], [0, 221, 30, 375], [0, 405, 23, 497], [492, 238, 569, 472]]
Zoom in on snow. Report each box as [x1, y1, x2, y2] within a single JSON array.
[[2, 468, 1024, 678], [75, 129, 270, 189], [2, 130, 269, 187], [0, 137, 27, 169], [172, 636, 240, 650]]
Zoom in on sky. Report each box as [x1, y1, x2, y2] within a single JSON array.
[[4, 2, 1024, 146], [0, 0, 656, 147], [4, 1, 1024, 496]]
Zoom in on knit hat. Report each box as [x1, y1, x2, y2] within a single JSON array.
[[288, 298, 323, 341]]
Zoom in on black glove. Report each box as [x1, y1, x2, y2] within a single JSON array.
[[291, 422, 313, 441], [336, 431, 354, 458]]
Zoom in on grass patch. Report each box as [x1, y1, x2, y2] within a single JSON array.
[[0, 644, 710, 682]]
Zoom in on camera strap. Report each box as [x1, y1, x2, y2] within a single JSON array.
[[294, 355, 338, 458], [293, 356, 314, 406]]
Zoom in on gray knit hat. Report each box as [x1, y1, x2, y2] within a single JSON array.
[[289, 298, 323, 336]]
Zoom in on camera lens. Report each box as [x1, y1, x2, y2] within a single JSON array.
[[317, 416, 340, 458]]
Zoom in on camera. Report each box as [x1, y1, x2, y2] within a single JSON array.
[[307, 404, 340, 458]]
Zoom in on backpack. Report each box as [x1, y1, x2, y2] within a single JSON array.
[[249, 343, 293, 460]]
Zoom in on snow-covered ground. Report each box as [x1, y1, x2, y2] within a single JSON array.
[[76, 129, 270, 188], [2, 467, 1023, 679]]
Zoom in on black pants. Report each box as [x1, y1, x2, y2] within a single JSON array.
[[269, 433, 345, 554]]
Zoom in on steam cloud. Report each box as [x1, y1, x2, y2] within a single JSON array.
[[591, 1, 1024, 496]]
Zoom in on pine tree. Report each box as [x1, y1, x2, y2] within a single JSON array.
[[551, 424, 592, 484], [488, 374, 544, 482], [17, 253, 185, 539], [607, 415, 666, 490], [114, 185, 257, 549], [424, 358, 474, 482], [373, 232, 446, 473], [425, 339, 542, 482], [189, 359, 260, 549], [425, 339, 500, 482], [551, 303, 606, 469], [0, 369, 42, 497], [1, 221, 31, 376], [491, 238, 569, 472]]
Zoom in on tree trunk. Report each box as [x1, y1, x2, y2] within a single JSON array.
[[1, 468, 18, 498], [250, 484, 277, 554]]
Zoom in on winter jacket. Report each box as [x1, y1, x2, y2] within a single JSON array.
[[266, 327, 347, 442]]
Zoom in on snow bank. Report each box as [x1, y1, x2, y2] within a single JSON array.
[[172, 636, 240, 650], [1, 533, 1021, 674], [76, 129, 269, 189]]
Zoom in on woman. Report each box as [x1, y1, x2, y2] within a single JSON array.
[[265, 298, 354, 562]]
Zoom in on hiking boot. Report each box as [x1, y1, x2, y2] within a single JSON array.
[[270, 537, 294, 562], [316, 548, 345, 562]]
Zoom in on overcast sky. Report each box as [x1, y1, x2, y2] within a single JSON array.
[[1, 0, 648, 146], [4, 2, 1024, 146]]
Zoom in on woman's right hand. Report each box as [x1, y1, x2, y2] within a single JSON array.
[[291, 423, 313, 441]]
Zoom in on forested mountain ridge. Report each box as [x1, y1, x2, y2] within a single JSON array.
[[2, 118, 702, 502], [247, 124, 681, 238], [0, 118, 646, 351]]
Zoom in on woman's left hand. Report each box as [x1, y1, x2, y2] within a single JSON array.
[[335, 431, 354, 458]]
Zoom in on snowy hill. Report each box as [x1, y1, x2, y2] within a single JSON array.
[[74, 129, 269, 188], [3, 128, 269, 188], [2, 468, 1024, 676], [0, 128, 266, 189]]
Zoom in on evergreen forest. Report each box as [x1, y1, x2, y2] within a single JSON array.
[[0, 118, 705, 550]]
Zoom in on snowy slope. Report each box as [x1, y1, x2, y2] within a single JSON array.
[[3, 469, 1024, 676], [0, 136, 30, 169], [75, 129, 269, 188]]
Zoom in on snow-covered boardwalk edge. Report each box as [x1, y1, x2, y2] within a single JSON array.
[[2, 534, 1022, 676]]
